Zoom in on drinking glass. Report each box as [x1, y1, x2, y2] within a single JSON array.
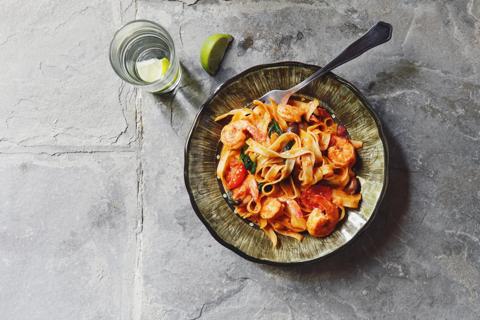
[[109, 20, 181, 93]]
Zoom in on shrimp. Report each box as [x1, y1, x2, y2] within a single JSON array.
[[260, 198, 283, 219], [277, 103, 307, 122], [232, 175, 259, 202], [220, 120, 265, 149], [306, 206, 340, 237], [285, 199, 307, 231], [327, 136, 356, 166]]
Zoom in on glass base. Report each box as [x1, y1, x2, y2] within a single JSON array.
[[148, 66, 182, 94]]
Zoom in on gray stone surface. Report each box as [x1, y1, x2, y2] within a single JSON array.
[[0, 0, 479, 319], [0, 0, 138, 149], [0, 153, 139, 320]]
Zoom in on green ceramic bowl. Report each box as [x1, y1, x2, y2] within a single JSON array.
[[185, 62, 388, 265]]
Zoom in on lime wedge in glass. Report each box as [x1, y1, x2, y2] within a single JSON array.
[[200, 33, 233, 75], [136, 57, 170, 83]]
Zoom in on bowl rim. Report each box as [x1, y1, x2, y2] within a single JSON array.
[[184, 61, 389, 266]]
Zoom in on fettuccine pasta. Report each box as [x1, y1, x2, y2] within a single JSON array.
[[215, 96, 362, 247]]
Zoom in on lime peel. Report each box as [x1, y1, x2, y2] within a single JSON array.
[[200, 33, 233, 75], [136, 57, 170, 83]]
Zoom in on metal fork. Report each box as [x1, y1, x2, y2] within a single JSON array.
[[258, 21, 393, 105]]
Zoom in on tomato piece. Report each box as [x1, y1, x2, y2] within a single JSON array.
[[310, 184, 333, 200], [300, 184, 335, 213], [317, 107, 331, 119], [337, 124, 348, 137], [225, 159, 248, 190]]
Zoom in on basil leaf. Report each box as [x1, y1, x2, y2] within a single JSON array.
[[268, 120, 283, 137], [283, 140, 295, 151], [240, 147, 256, 174], [257, 182, 264, 192], [251, 161, 257, 174], [240, 153, 251, 169]]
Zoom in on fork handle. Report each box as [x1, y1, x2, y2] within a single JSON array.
[[289, 21, 393, 94]]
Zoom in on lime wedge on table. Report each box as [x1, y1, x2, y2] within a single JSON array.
[[136, 57, 170, 83], [200, 33, 233, 75]]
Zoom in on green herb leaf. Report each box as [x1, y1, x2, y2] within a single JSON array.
[[239, 153, 251, 168], [257, 182, 264, 192], [251, 161, 257, 174], [268, 120, 283, 137], [283, 140, 295, 151], [240, 147, 256, 174]]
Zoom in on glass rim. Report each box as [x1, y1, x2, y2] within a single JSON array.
[[109, 19, 179, 90]]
